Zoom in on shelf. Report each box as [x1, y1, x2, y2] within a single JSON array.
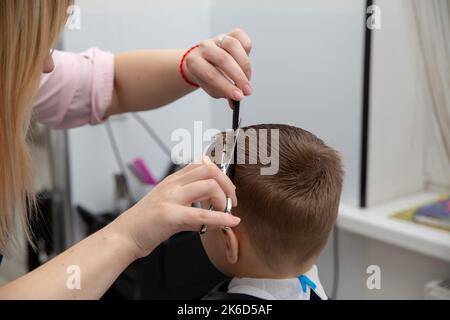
[[337, 192, 450, 263]]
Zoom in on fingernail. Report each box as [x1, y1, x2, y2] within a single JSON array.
[[246, 70, 252, 81], [232, 216, 241, 223], [233, 90, 244, 101], [243, 84, 252, 96]]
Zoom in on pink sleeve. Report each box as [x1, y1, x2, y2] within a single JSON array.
[[32, 48, 115, 129]]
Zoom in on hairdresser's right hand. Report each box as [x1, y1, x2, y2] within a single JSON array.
[[110, 157, 239, 260]]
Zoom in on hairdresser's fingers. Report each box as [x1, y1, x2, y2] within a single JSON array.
[[178, 179, 228, 211], [167, 156, 214, 184], [173, 206, 241, 233], [177, 163, 237, 206], [161, 164, 196, 185], [165, 156, 211, 182], [201, 40, 251, 96], [186, 55, 244, 101], [218, 35, 252, 82], [228, 28, 253, 55], [179, 164, 237, 207]]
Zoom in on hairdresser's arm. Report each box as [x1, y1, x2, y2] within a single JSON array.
[[0, 223, 135, 299], [106, 29, 252, 116], [0, 160, 239, 299]]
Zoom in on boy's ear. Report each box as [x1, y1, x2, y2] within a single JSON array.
[[221, 228, 239, 265]]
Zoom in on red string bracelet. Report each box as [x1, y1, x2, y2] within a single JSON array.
[[180, 45, 200, 88]]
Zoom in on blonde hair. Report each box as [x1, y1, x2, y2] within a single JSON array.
[[0, 0, 73, 252]]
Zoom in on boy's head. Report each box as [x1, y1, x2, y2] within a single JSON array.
[[201, 124, 343, 278]]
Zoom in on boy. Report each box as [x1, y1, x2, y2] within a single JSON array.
[[201, 124, 343, 300]]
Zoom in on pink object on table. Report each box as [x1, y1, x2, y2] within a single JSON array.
[[132, 158, 158, 186]]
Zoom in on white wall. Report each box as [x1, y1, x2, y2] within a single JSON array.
[[210, 0, 366, 207], [366, 0, 449, 206], [317, 229, 450, 299], [316, 0, 450, 300]]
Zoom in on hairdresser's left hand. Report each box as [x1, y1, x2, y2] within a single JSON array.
[[110, 157, 239, 259], [183, 28, 253, 107]]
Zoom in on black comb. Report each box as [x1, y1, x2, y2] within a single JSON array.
[[229, 101, 240, 182]]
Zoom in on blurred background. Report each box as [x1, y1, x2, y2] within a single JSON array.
[[1, 0, 449, 299]]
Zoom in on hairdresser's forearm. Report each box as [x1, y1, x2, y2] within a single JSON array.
[[0, 224, 139, 300], [106, 50, 196, 116], [106, 30, 253, 116]]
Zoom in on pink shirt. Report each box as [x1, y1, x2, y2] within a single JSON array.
[[32, 48, 114, 129]]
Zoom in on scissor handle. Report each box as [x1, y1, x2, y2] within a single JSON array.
[[199, 198, 233, 235]]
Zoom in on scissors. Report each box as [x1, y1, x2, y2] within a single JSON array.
[[200, 101, 241, 234]]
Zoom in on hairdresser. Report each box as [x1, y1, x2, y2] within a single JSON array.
[[0, 1, 252, 299]]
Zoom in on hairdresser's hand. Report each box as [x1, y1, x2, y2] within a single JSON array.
[[183, 28, 253, 107], [111, 157, 239, 259]]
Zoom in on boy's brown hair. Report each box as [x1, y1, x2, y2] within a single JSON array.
[[209, 124, 344, 271]]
